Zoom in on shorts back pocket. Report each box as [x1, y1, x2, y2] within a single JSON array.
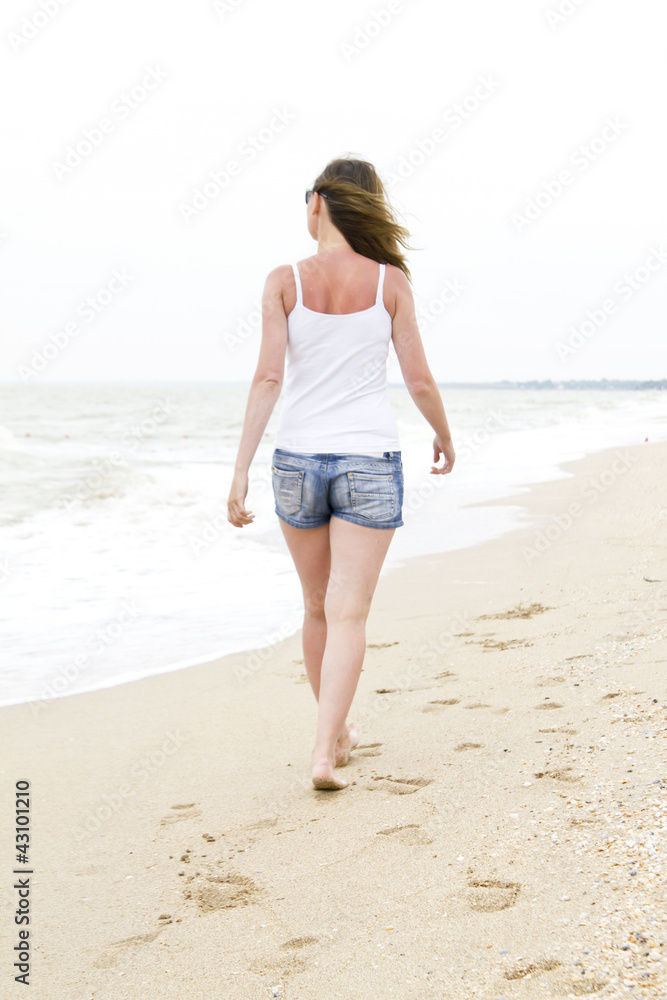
[[347, 470, 396, 521], [272, 466, 304, 516]]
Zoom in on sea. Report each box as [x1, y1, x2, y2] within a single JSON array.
[[1, 383, 666, 708]]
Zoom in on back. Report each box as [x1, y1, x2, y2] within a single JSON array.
[[273, 258, 401, 454]]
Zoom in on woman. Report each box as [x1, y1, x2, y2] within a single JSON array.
[[227, 156, 455, 790]]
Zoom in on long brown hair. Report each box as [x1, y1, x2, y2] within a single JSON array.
[[311, 155, 414, 282]]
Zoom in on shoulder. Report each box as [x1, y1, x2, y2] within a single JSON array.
[[383, 263, 410, 292], [262, 264, 295, 305], [264, 264, 294, 288], [383, 263, 412, 318]]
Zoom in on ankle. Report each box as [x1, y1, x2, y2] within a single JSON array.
[[311, 746, 336, 767]]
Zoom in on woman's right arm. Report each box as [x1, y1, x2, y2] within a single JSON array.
[[389, 266, 455, 475]]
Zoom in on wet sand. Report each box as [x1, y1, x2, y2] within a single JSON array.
[[1, 439, 665, 999]]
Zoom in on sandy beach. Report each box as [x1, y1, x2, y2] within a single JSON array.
[[2, 438, 665, 1000]]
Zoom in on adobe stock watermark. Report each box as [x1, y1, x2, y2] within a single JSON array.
[[231, 568, 349, 685], [221, 264, 304, 353], [212, 0, 248, 16], [403, 407, 507, 520], [349, 353, 387, 393], [51, 66, 169, 179], [385, 75, 501, 190], [511, 117, 628, 233], [188, 501, 248, 554], [339, 0, 419, 64], [8, 0, 73, 53], [60, 399, 174, 508], [554, 244, 667, 360], [222, 257, 342, 352], [355, 608, 473, 732], [190, 469, 272, 555], [178, 107, 296, 223], [351, 270, 466, 390], [17, 268, 134, 382], [29, 601, 142, 715], [545, 0, 593, 29], [222, 297, 269, 354], [232, 619, 300, 684], [414, 277, 467, 328], [69, 729, 187, 844], [220, 266, 466, 356], [521, 449, 638, 563]]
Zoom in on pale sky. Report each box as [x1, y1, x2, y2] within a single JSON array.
[[1, 0, 665, 384]]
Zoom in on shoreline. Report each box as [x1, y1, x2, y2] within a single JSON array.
[[1, 438, 665, 999], [4, 432, 662, 711], [2, 383, 666, 711]]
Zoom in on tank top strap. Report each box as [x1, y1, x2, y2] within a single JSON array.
[[292, 263, 303, 305], [375, 262, 386, 304]]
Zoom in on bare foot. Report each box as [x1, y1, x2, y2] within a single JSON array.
[[335, 722, 359, 768], [312, 758, 348, 790]]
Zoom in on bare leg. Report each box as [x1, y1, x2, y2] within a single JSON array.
[[311, 517, 396, 790], [277, 521, 331, 696], [277, 520, 355, 761]]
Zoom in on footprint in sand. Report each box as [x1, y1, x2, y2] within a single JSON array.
[[93, 917, 173, 968], [422, 698, 460, 712], [454, 742, 484, 751], [376, 823, 433, 845], [160, 803, 201, 826], [368, 776, 433, 795], [356, 742, 383, 758], [463, 702, 491, 709], [245, 816, 279, 831], [375, 688, 398, 694], [536, 676, 566, 687], [570, 815, 596, 827], [249, 953, 308, 979], [183, 869, 262, 912], [434, 670, 457, 680], [466, 877, 521, 911], [367, 641, 399, 649], [475, 638, 534, 650], [539, 727, 577, 734], [534, 701, 564, 710], [503, 957, 561, 981], [534, 767, 580, 783], [280, 936, 318, 950], [562, 975, 607, 994], [476, 602, 551, 620]]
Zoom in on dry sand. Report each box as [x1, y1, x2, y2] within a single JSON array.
[[1, 439, 666, 1000]]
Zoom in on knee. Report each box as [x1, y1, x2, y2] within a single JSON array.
[[323, 595, 371, 627], [304, 582, 329, 621], [304, 601, 326, 622]]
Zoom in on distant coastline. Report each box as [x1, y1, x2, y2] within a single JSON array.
[[1, 379, 666, 390], [425, 379, 667, 390]]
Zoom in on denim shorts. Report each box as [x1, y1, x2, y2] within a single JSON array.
[[271, 447, 404, 529]]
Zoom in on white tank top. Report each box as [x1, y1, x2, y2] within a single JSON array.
[[273, 260, 401, 454]]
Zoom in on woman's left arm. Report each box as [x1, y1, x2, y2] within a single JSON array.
[[227, 266, 289, 528]]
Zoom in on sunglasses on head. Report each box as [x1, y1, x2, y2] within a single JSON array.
[[305, 189, 328, 203]]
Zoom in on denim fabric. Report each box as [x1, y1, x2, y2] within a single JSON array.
[[271, 447, 404, 530]]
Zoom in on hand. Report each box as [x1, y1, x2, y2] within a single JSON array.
[[431, 435, 455, 475], [227, 470, 255, 527]]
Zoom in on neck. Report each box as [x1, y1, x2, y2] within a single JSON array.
[[316, 218, 351, 254]]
